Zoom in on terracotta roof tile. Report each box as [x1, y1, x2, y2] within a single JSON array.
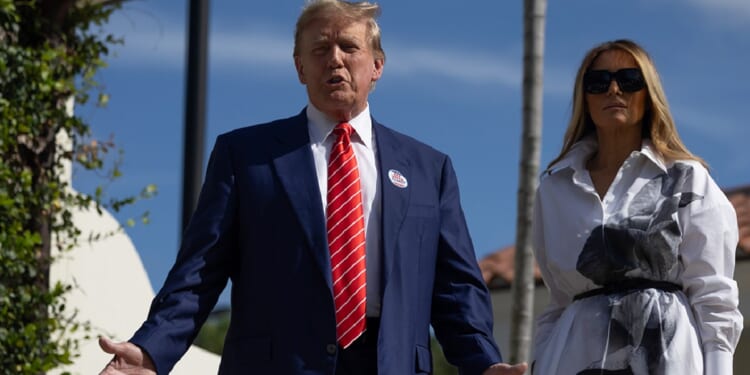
[[726, 185, 750, 256]]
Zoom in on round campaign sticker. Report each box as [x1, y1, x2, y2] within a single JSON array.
[[388, 169, 408, 188]]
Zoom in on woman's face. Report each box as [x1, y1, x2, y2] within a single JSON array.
[[584, 49, 648, 135]]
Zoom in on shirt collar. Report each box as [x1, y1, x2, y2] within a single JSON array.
[[545, 136, 597, 176], [306, 103, 373, 149], [546, 136, 669, 176], [637, 139, 669, 173]]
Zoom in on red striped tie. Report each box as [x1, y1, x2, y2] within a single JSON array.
[[327, 122, 367, 349]]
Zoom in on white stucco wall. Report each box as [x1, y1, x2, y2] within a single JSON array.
[[48, 127, 220, 374], [49, 204, 220, 374]]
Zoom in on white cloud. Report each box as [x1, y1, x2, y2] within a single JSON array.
[[687, 0, 750, 16], [104, 12, 569, 95], [106, 23, 293, 67], [387, 47, 520, 87], [387, 46, 571, 95], [671, 105, 749, 181], [210, 32, 292, 66], [673, 105, 743, 139], [118, 31, 183, 65], [103, 11, 184, 66], [684, 0, 750, 27]]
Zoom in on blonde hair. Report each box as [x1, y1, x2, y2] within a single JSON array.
[[548, 39, 705, 168], [293, 0, 385, 63]]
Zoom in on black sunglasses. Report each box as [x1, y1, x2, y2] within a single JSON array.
[[583, 68, 646, 94]]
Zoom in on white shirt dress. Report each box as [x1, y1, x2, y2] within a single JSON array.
[[531, 137, 742, 375]]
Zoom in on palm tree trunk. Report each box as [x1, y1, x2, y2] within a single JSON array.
[[510, 0, 547, 365]]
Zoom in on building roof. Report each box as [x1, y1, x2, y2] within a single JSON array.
[[480, 184, 750, 289], [726, 185, 750, 257]]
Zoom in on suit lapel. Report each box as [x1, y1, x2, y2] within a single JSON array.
[[271, 115, 413, 293], [373, 121, 411, 285], [272, 111, 333, 289]]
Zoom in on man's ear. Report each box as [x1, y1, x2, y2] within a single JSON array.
[[294, 55, 306, 84], [371, 58, 384, 82]]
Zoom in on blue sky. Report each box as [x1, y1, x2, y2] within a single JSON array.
[[75, 0, 749, 308]]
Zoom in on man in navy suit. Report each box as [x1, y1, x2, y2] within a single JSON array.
[[99, 1, 527, 374]]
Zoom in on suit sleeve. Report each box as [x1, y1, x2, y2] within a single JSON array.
[[130, 134, 238, 374], [430, 156, 503, 375]]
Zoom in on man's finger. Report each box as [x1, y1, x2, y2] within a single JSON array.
[[511, 362, 528, 374], [99, 336, 119, 354], [98, 336, 137, 360]]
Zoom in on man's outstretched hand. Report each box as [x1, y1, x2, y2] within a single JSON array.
[[98, 336, 157, 375], [483, 361, 529, 375]]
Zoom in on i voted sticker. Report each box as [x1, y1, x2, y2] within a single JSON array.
[[388, 169, 408, 188]]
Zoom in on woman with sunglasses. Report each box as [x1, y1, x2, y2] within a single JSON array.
[[530, 39, 742, 374]]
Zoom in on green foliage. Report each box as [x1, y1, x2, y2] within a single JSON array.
[[0, 1, 150, 373], [431, 335, 459, 375], [193, 309, 231, 355]]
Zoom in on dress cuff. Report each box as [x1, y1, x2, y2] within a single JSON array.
[[704, 350, 733, 375]]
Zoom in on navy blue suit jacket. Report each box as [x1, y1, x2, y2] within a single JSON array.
[[130, 110, 502, 374]]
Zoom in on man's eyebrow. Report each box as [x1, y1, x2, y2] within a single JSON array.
[[311, 35, 330, 43]]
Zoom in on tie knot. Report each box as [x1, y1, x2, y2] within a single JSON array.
[[333, 122, 354, 138]]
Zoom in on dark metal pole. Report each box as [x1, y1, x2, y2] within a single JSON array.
[[182, 0, 209, 233]]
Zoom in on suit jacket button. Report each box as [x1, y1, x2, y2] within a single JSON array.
[[326, 344, 337, 355]]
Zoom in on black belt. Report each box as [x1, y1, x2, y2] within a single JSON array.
[[573, 278, 682, 301]]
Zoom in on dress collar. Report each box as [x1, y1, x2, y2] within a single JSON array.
[[545, 136, 669, 177]]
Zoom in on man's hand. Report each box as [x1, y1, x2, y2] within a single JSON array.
[[483, 361, 528, 375], [98, 336, 157, 375]]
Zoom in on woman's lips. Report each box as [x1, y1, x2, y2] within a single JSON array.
[[604, 103, 627, 110]]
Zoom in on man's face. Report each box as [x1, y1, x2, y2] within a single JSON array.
[[294, 16, 384, 121]]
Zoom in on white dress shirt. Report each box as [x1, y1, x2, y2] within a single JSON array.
[[532, 136, 742, 375], [306, 104, 382, 317]]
